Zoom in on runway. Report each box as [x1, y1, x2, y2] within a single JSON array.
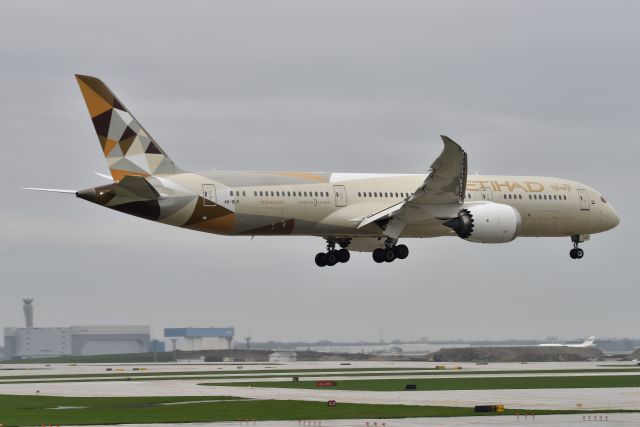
[[62, 413, 640, 427], [0, 361, 639, 410]]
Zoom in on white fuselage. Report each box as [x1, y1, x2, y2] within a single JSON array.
[[154, 172, 619, 239]]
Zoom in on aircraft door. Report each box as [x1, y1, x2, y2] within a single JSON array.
[[334, 185, 347, 207], [479, 188, 493, 201], [577, 189, 590, 210], [202, 184, 217, 206]]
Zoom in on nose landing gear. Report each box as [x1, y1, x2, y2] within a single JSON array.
[[569, 235, 586, 259], [372, 239, 409, 263], [315, 238, 351, 267]]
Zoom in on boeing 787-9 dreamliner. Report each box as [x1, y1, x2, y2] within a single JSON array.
[[26, 76, 620, 267]]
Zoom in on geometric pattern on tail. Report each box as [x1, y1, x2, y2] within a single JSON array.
[[75, 75, 177, 182]]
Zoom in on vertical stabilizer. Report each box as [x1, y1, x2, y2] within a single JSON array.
[[75, 75, 178, 181]]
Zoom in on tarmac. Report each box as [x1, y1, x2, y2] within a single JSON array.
[[1, 360, 638, 376], [63, 413, 640, 427], [0, 361, 639, 410]]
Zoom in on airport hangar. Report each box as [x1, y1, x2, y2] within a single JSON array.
[[164, 327, 235, 351], [3, 325, 150, 359]]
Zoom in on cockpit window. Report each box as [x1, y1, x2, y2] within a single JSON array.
[[601, 196, 607, 203]]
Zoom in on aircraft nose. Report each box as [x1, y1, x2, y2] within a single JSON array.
[[603, 204, 620, 230]]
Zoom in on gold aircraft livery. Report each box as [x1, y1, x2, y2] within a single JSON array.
[[26, 75, 620, 267]]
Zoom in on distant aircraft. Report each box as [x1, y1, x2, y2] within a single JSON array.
[[539, 336, 596, 348], [26, 76, 620, 266]]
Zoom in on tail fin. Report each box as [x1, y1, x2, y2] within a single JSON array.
[[75, 75, 178, 182]]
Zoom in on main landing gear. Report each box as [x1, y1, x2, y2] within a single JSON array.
[[315, 238, 351, 267], [372, 239, 409, 264], [569, 235, 585, 260]]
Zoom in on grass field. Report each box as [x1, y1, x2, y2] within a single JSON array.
[[0, 394, 584, 426], [206, 375, 640, 391]]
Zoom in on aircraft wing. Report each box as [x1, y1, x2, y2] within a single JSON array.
[[406, 135, 467, 206], [357, 135, 467, 237]]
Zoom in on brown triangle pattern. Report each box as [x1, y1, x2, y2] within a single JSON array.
[[112, 98, 125, 111], [145, 141, 162, 154], [76, 75, 177, 180], [92, 109, 113, 138], [120, 126, 137, 141], [119, 135, 137, 155]]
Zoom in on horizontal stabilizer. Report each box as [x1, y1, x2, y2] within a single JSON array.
[[94, 172, 113, 181], [23, 187, 76, 194]]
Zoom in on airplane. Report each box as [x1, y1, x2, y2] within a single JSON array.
[[539, 336, 596, 348], [25, 75, 620, 267]]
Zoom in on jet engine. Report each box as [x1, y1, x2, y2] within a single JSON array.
[[443, 203, 522, 243]]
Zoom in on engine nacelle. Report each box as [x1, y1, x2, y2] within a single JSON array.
[[444, 203, 522, 243]]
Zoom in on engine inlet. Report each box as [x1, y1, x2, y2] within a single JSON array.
[[443, 209, 474, 238]]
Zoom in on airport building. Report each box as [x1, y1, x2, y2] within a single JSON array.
[[3, 300, 152, 360], [3, 326, 151, 359], [164, 327, 234, 351], [268, 351, 298, 362]]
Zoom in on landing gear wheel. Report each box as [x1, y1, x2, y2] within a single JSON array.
[[570, 235, 586, 260], [394, 244, 409, 260], [372, 248, 385, 263], [383, 248, 396, 263], [337, 248, 350, 263], [326, 251, 338, 266], [315, 252, 327, 267]]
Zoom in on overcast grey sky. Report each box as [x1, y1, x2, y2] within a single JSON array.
[[1, 0, 638, 343]]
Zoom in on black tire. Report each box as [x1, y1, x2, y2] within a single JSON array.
[[394, 244, 409, 260], [569, 249, 576, 259], [383, 248, 396, 262], [315, 252, 327, 267], [326, 251, 338, 266], [338, 248, 350, 263], [575, 248, 584, 259], [372, 248, 385, 263]]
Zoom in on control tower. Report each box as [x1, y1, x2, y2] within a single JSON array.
[[22, 299, 34, 328]]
